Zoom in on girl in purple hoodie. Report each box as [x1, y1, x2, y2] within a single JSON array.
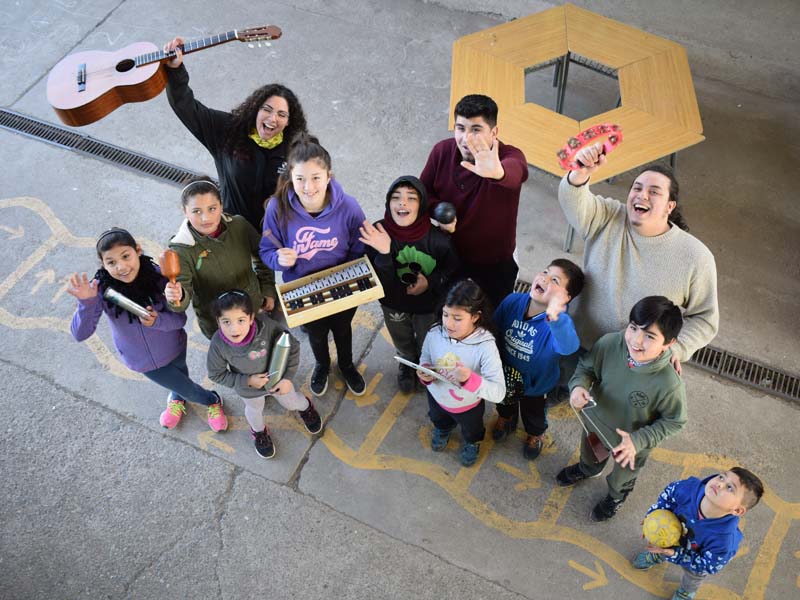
[[260, 136, 367, 398], [68, 228, 227, 432]]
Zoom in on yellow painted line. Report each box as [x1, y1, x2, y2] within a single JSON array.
[[568, 559, 608, 590], [495, 461, 542, 491], [357, 388, 412, 456]]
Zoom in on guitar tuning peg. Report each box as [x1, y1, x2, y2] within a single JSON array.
[[257, 42, 262, 47], [248, 43, 255, 48]]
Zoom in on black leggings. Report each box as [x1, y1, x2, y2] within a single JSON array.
[[301, 307, 357, 368]]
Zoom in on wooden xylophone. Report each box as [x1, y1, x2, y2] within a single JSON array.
[[276, 256, 384, 328]]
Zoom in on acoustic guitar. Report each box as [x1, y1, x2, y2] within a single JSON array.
[[46, 26, 281, 127]]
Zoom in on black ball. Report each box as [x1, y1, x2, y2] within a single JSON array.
[[432, 202, 456, 225]]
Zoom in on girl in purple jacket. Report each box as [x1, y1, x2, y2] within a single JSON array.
[[68, 228, 227, 432]]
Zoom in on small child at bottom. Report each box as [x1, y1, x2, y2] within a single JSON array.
[[417, 279, 505, 467], [633, 468, 764, 600], [207, 290, 322, 459]]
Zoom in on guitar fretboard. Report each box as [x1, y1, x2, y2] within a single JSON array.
[[134, 30, 238, 67]]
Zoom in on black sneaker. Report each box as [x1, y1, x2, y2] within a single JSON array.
[[397, 364, 416, 394], [523, 434, 544, 460], [298, 398, 323, 434], [591, 494, 625, 522], [252, 427, 275, 459], [491, 415, 517, 441], [310, 363, 329, 397], [340, 363, 366, 396], [556, 463, 601, 487]]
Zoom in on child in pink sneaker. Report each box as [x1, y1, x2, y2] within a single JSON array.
[[68, 228, 227, 432], [207, 290, 322, 459]]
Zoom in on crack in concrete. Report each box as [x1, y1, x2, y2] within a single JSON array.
[[212, 466, 240, 600], [120, 531, 185, 598], [11, 0, 128, 107], [285, 314, 384, 491]]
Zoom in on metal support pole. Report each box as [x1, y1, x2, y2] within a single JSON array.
[[563, 224, 576, 253], [555, 52, 570, 114]]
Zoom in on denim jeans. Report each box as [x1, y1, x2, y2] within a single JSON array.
[[143, 349, 217, 406]]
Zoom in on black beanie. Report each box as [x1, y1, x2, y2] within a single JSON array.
[[385, 175, 428, 216]]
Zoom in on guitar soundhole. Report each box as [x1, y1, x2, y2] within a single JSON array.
[[116, 59, 135, 73]]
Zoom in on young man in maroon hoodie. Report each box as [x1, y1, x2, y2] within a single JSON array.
[[420, 94, 528, 307]]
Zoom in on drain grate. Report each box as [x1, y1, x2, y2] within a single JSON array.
[[690, 346, 799, 402], [0, 108, 210, 186], [513, 279, 800, 402]]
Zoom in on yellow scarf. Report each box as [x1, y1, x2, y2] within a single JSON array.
[[249, 129, 283, 149]]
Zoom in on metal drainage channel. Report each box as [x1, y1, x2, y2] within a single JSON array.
[[513, 280, 800, 402], [0, 108, 208, 186]]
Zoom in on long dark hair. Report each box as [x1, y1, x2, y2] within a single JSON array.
[[632, 164, 688, 231], [270, 135, 332, 234], [94, 228, 162, 323], [222, 84, 308, 159], [436, 279, 496, 338]]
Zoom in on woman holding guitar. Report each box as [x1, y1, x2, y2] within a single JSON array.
[[163, 37, 308, 232]]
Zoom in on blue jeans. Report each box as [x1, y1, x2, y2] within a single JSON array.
[[143, 350, 217, 406]]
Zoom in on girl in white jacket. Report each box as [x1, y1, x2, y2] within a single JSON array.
[[418, 279, 506, 466]]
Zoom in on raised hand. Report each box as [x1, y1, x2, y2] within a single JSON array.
[[66, 273, 98, 300], [163, 36, 185, 68], [460, 134, 504, 180], [545, 286, 571, 321], [276, 248, 298, 268], [568, 142, 607, 185], [358, 220, 392, 254]]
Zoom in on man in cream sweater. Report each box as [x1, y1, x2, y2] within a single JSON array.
[[558, 143, 718, 374]]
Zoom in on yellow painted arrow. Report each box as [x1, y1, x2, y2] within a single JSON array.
[[496, 461, 542, 491], [197, 430, 235, 454], [0, 224, 24, 239], [568, 559, 608, 590], [30, 269, 55, 295]]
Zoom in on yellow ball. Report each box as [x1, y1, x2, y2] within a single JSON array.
[[642, 509, 683, 548]]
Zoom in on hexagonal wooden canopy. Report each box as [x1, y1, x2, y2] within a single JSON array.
[[449, 3, 704, 180]]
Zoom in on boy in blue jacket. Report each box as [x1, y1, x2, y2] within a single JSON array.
[[633, 467, 764, 600], [492, 259, 584, 459]]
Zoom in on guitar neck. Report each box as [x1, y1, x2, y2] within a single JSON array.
[[134, 31, 239, 67]]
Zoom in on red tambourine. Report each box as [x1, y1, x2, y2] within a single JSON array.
[[557, 123, 623, 170]]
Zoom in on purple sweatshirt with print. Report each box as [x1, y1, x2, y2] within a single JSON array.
[[70, 272, 187, 373], [259, 178, 366, 282]]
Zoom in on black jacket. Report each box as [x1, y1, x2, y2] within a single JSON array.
[[366, 224, 460, 314], [166, 65, 286, 231]]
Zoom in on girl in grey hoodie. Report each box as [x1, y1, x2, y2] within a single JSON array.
[[418, 280, 505, 467]]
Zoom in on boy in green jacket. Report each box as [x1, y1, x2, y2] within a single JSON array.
[[556, 296, 687, 522]]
